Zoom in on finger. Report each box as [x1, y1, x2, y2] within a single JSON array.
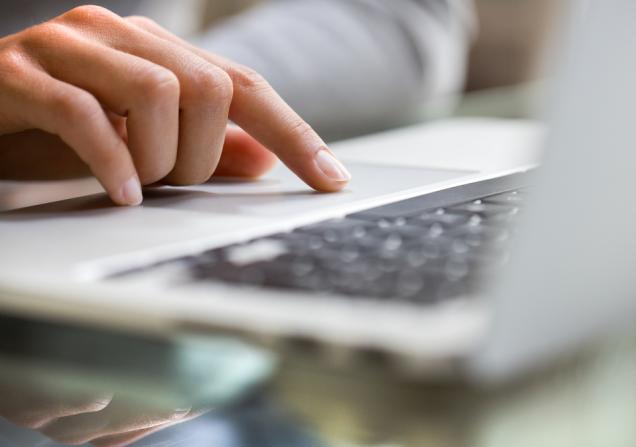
[[214, 126, 278, 178], [90, 410, 206, 447], [40, 401, 191, 446], [227, 68, 351, 191], [0, 56, 142, 205], [23, 22, 180, 185], [0, 390, 112, 430], [125, 16, 351, 192], [57, 6, 232, 185]]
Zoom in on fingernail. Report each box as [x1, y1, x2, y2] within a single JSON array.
[[121, 176, 143, 206], [315, 148, 352, 182]]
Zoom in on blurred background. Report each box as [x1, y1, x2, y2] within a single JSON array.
[[146, 0, 561, 118], [152, 0, 559, 103], [198, 0, 557, 92]]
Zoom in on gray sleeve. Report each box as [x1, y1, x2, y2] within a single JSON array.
[[193, 0, 476, 140]]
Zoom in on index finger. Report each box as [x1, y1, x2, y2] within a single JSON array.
[[125, 17, 351, 192], [224, 62, 352, 191]]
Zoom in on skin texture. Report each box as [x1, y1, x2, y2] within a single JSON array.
[[0, 5, 351, 206]]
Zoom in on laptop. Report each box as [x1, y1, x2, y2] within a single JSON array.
[[1, 0, 635, 383]]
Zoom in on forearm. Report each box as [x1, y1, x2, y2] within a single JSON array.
[[193, 0, 476, 140]]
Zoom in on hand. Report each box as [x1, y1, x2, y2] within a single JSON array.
[[0, 6, 351, 206], [0, 387, 207, 447]]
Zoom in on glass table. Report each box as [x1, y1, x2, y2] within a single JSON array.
[[0, 312, 634, 447]]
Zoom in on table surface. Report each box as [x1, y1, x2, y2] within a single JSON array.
[[0, 312, 634, 447], [2, 118, 632, 447]]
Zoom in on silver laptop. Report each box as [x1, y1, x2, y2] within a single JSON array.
[[1, 0, 634, 383]]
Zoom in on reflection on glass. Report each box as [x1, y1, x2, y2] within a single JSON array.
[[0, 314, 321, 447]]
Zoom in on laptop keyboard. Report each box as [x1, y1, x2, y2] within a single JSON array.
[[108, 171, 529, 305], [168, 189, 526, 304]]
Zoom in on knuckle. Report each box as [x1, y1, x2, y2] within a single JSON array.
[[21, 22, 75, 49], [286, 118, 315, 141], [125, 15, 158, 30], [0, 46, 29, 76], [135, 66, 180, 105], [60, 4, 119, 24], [185, 65, 233, 105], [227, 64, 270, 93], [52, 89, 101, 126]]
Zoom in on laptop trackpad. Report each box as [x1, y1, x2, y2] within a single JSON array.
[[142, 163, 473, 218], [0, 163, 473, 274]]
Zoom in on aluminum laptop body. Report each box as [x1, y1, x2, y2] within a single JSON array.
[[0, 0, 634, 382]]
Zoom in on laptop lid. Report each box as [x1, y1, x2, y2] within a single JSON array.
[[470, 0, 636, 381]]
